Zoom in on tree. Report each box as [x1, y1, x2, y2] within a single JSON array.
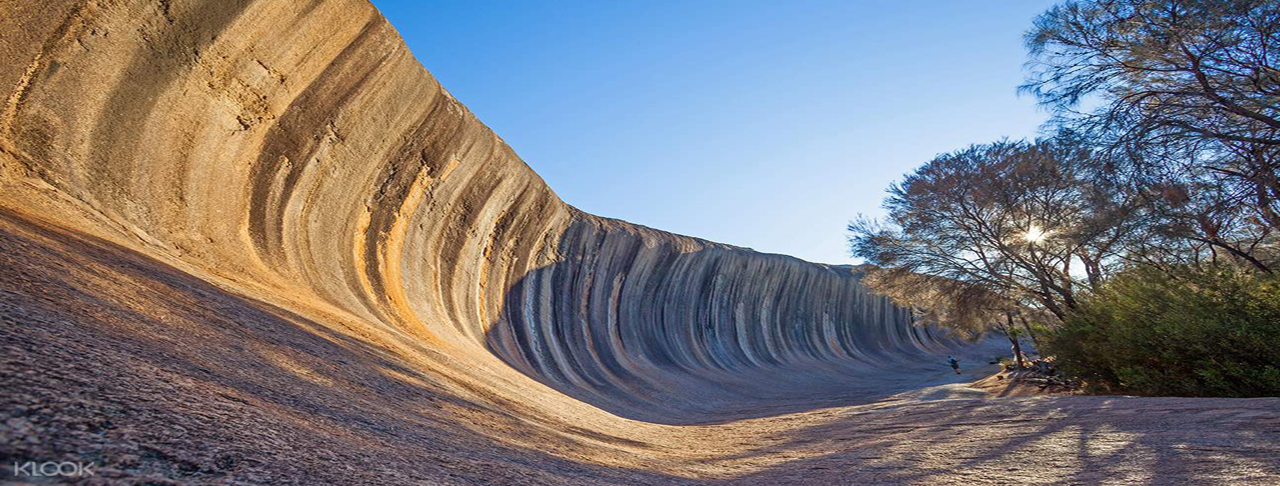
[[1125, 142, 1277, 272], [857, 266, 1034, 367], [1044, 264, 1280, 396], [849, 135, 1137, 321], [1023, 0, 1280, 256]]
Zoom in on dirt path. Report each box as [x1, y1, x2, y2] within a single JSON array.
[[3, 210, 1278, 485]]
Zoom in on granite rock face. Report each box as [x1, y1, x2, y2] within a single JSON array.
[[487, 217, 953, 422], [6, 3, 1279, 484], [0, 0, 961, 424]]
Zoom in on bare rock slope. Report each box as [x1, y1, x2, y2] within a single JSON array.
[[1, 1, 1278, 484]]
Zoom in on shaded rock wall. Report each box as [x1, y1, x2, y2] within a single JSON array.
[[0, 0, 956, 423], [487, 217, 949, 421]]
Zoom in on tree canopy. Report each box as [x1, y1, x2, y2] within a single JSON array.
[[850, 135, 1136, 321], [1023, 0, 1280, 260], [853, 0, 1278, 336]]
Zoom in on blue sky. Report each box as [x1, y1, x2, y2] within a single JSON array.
[[373, 1, 1057, 264]]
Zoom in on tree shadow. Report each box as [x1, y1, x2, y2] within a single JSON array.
[[696, 395, 1280, 484]]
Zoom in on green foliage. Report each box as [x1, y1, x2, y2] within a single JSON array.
[[1045, 265, 1280, 397]]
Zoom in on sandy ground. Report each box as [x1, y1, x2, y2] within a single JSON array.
[[970, 368, 1079, 398], [2, 209, 1279, 485]]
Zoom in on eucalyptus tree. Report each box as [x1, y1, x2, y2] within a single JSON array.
[[1124, 141, 1276, 272], [849, 136, 1138, 321], [1022, 0, 1280, 266]]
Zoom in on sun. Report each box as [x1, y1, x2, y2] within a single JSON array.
[[1023, 225, 1048, 243]]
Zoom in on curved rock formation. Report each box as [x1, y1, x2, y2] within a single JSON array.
[[487, 217, 952, 422], [1, 0, 962, 424], [5, 3, 1279, 484]]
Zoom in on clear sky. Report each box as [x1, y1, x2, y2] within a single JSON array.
[[372, 1, 1057, 264]]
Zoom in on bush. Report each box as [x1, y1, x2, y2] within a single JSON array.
[[1044, 265, 1280, 397]]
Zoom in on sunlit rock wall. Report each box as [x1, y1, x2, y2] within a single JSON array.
[[0, 0, 954, 422]]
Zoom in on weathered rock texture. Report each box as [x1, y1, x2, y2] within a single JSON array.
[[2, 1, 1278, 484], [0, 0, 956, 422]]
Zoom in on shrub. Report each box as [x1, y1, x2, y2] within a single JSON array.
[[1045, 265, 1280, 397]]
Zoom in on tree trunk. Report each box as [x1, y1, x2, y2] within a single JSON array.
[[1005, 313, 1027, 368], [1016, 312, 1040, 348]]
